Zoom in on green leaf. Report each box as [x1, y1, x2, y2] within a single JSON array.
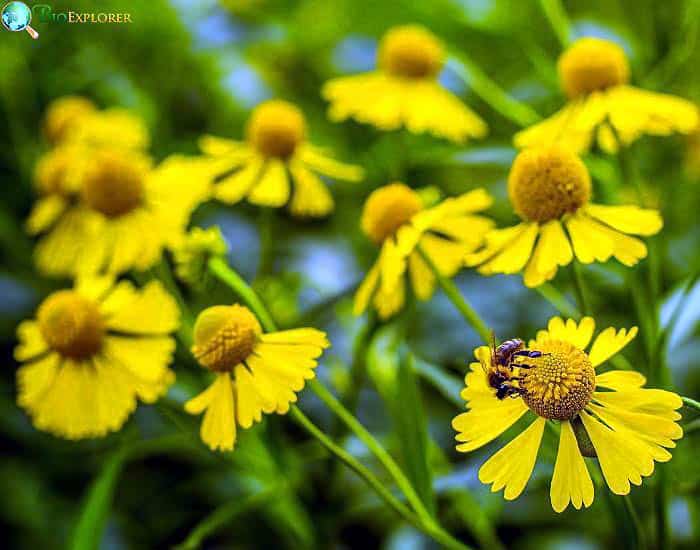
[[392, 349, 435, 516]]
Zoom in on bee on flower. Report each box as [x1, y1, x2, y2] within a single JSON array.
[[15, 277, 179, 440], [184, 304, 330, 451], [514, 37, 698, 153], [354, 183, 494, 320], [198, 99, 363, 218], [466, 145, 662, 287], [453, 316, 683, 512], [323, 24, 487, 143]]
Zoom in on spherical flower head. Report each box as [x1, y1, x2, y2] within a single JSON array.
[[558, 37, 630, 99], [43, 96, 96, 145], [192, 305, 262, 372], [246, 100, 306, 158], [81, 150, 148, 218], [37, 290, 104, 359], [508, 146, 591, 223], [361, 183, 423, 244], [378, 25, 445, 79], [519, 340, 595, 420]]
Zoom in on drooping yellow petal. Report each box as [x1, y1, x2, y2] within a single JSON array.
[[588, 326, 638, 367], [187, 373, 236, 451], [353, 261, 380, 316], [566, 212, 648, 266], [199, 135, 251, 159], [297, 144, 364, 181], [234, 364, 266, 428], [260, 328, 330, 347], [592, 388, 682, 421], [373, 270, 406, 320], [420, 233, 468, 280], [248, 159, 290, 207], [14, 321, 48, 362], [465, 224, 530, 267], [408, 250, 435, 301], [550, 420, 594, 512], [16, 352, 61, 410], [470, 223, 539, 276], [584, 204, 663, 236], [478, 417, 545, 500], [523, 220, 573, 287], [214, 156, 264, 204], [75, 275, 114, 302], [102, 335, 175, 382], [103, 280, 180, 335], [595, 370, 646, 390], [288, 160, 335, 217], [26, 195, 68, 235]]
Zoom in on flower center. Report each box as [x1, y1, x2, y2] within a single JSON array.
[[191, 305, 262, 372], [518, 340, 595, 420], [558, 37, 630, 99], [361, 183, 423, 244], [378, 25, 444, 79], [81, 152, 145, 218], [247, 100, 306, 158], [37, 291, 104, 359], [508, 146, 591, 223]]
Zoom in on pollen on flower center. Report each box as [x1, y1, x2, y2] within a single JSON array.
[[37, 291, 104, 359], [191, 304, 262, 372], [558, 37, 630, 99], [378, 25, 445, 79], [361, 183, 423, 244], [82, 152, 145, 218], [518, 340, 595, 420], [508, 146, 591, 223], [247, 100, 306, 158]]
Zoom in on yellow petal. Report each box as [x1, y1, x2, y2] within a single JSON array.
[[184, 376, 220, 415], [593, 388, 682, 421], [595, 370, 646, 390], [534, 316, 595, 350], [260, 328, 330, 347], [75, 275, 114, 302], [14, 321, 48, 362], [373, 271, 406, 320], [103, 280, 180, 335], [196, 373, 236, 451], [523, 220, 573, 287], [478, 417, 545, 500], [199, 135, 250, 158], [476, 223, 539, 275], [588, 326, 638, 367], [26, 195, 68, 235], [408, 250, 435, 301], [550, 420, 594, 513], [297, 144, 364, 182], [16, 352, 60, 410], [584, 204, 663, 236], [419, 233, 468, 280], [353, 262, 380, 316], [288, 161, 335, 217], [234, 364, 266, 428], [214, 156, 264, 204], [465, 224, 528, 267], [248, 159, 290, 207], [102, 335, 175, 382]]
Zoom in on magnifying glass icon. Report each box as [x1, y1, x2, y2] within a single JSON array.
[[1, 2, 39, 39]]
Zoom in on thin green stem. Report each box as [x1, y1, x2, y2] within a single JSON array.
[[536, 283, 580, 318], [416, 245, 491, 344], [623, 495, 647, 550], [571, 262, 589, 316], [682, 396, 700, 413], [538, 0, 572, 48], [684, 417, 700, 434], [256, 207, 275, 280], [447, 53, 541, 128], [153, 259, 195, 347]]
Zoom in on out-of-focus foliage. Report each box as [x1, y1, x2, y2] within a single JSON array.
[[1, 0, 699, 549]]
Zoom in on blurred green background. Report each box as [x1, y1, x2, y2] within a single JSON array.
[[1, 0, 699, 548]]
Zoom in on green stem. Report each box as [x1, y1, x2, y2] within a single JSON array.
[[416, 245, 491, 345], [623, 495, 647, 550], [538, 0, 572, 48], [256, 207, 275, 280], [682, 396, 700, 413], [153, 259, 195, 347], [571, 262, 589, 316], [447, 52, 542, 128], [684, 417, 700, 434], [536, 283, 580, 318]]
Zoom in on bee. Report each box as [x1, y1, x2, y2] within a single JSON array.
[[481, 332, 544, 400]]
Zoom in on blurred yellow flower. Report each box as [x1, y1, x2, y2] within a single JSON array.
[[354, 183, 493, 320], [15, 277, 179, 440], [185, 304, 329, 451], [199, 100, 363, 217], [29, 151, 208, 276], [466, 146, 662, 287], [515, 37, 698, 153], [42, 96, 97, 145], [322, 25, 487, 143], [453, 317, 682, 512], [64, 106, 150, 151], [173, 226, 228, 286]]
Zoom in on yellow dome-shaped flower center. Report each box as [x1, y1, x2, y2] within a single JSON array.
[[37, 291, 104, 359], [508, 146, 591, 223], [519, 340, 595, 420], [191, 304, 262, 372], [43, 96, 96, 145], [558, 37, 630, 99], [378, 25, 445, 79], [361, 183, 423, 245], [247, 100, 306, 158], [81, 152, 145, 218]]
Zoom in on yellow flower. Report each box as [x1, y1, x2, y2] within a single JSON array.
[[452, 316, 683, 512], [199, 100, 363, 218], [354, 183, 494, 320], [29, 151, 208, 276], [466, 146, 662, 287], [185, 304, 329, 451], [173, 226, 228, 286], [514, 37, 698, 153], [63, 106, 150, 151], [43, 96, 97, 145], [15, 277, 179, 439], [323, 25, 487, 143]]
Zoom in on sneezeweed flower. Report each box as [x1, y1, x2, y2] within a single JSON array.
[[173, 226, 228, 287], [354, 183, 493, 320], [452, 316, 683, 512], [322, 25, 487, 143], [30, 151, 208, 276], [15, 277, 179, 439], [185, 304, 329, 451], [42, 96, 97, 145], [514, 37, 698, 153], [466, 145, 662, 287], [199, 100, 363, 218], [62, 106, 150, 151]]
